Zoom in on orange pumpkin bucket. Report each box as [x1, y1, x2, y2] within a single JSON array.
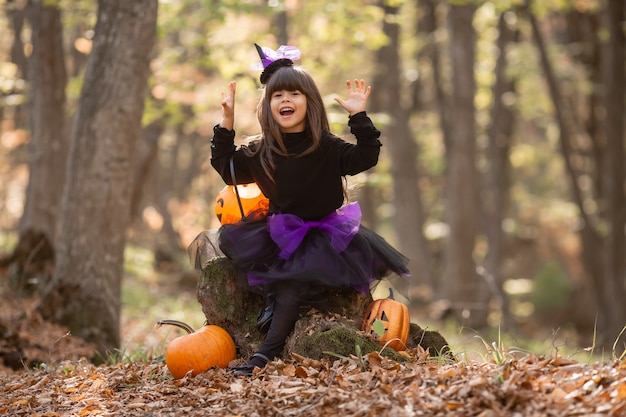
[[214, 183, 269, 224], [361, 288, 409, 351]]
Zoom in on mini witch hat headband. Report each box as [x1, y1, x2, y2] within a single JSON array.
[[252, 43, 301, 84]]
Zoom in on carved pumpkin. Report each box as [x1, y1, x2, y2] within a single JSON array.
[[361, 288, 409, 351], [214, 183, 269, 224], [157, 319, 236, 379]]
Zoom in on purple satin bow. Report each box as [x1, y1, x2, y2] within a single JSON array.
[[252, 45, 301, 70], [268, 202, 362, 260]]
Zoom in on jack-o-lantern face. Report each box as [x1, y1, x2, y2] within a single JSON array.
[[215, 183, 269, 224], [361, 288, 409, 351]]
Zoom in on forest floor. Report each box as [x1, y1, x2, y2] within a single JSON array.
[[2, 293, 626, 416], [1, 238, 625, 416]]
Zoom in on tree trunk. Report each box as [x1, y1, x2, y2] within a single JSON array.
[[526, 1, 625, 350], [370, 1, 433, 294], [7, 0, 28, 78], [20, 1, 68, 244], [563, 10, 603, 200], [195, 257, 372, 358], [440, 4, 485, 327], [4, 1, 68, 294], [6, 0, 29, 129], [153, 120, 186, 250], [195, 257, 451, 361], [600, 0, 625, 353], [358, 183, 380, 231], [481, 13, 519, 330], [274, 9, 289, 45], [130, 117, 165, 221], [418, 0, 452, 154], [38, 0, 158, 355]]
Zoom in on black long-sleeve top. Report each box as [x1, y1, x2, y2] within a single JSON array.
[[210, 111, 382, 221]]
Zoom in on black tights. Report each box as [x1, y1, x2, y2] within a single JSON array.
[[251, 280, 323, 366]]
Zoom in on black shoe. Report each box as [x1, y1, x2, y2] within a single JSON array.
[[232, 363, 255, 377], [256, 300, 275, 334], [232, 353, 270, 377]]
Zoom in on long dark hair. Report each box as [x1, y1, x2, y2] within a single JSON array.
[[247, 65, 330, 180]]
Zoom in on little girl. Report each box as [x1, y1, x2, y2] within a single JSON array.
[[207, 44, 410, 376]]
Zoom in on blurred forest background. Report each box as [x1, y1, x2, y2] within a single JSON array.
[[0, 0, 624, 360]]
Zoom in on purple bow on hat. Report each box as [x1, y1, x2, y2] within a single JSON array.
[[252, 44, 301, 70], [268, 202, 362, 260]]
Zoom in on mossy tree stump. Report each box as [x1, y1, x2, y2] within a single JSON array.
[[197, 256, 451, 361]]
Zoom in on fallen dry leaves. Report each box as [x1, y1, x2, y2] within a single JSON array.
[[2, 296, 626, 416], [0, 297, 96, 371], [2, 349, 626, 416]]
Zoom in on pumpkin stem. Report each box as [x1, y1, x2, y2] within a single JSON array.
[[388, 287, 395, 300], [156, 319, 195, 334]]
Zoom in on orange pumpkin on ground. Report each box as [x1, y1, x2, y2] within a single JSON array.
[[214, 183, 269, 224], [157, 319, 236, 379], [361, 288, 410, 351]]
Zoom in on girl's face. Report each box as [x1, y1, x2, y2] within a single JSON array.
[[269, 89, 307, 133]]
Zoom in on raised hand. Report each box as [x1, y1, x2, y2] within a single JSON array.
[[220, 81, 236, 130], [334, 79, 372, 116]]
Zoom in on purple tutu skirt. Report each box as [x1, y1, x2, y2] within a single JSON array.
[[190, 203, 410, 294]]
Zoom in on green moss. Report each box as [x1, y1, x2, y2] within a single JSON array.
[[197, 257, 265, 356], [409, 323, 454, 359], [294, 325, 406, 362], [199, 256, 228, 277]]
